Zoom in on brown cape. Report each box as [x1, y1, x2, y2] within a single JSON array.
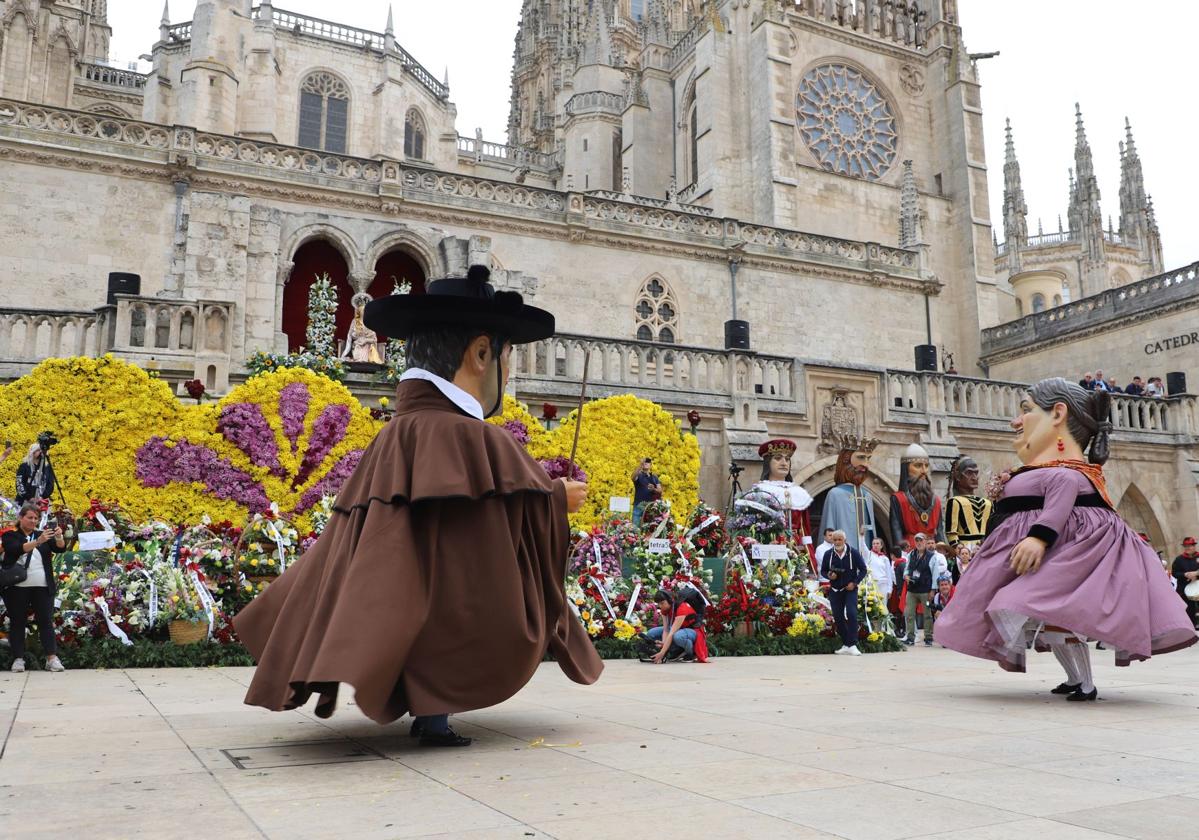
[[234, 379, 603, 723]]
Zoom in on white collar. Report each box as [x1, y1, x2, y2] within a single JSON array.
[[400, 368, 483, 420]]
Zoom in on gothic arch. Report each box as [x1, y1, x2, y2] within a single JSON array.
[[363, 229, 440, 278], [85, 103, 133, 118], [679, 72, 698, 187], [403, 107, 427, 160], [298, 68, 351, 153], [1115, 482, 1168, 551], [280, 222, 363, 278], [46, 22, 78, 56], [1, 0, 36, 31], [793, 455, 899, 547], [634, 274, 680, 343], [1111, 267, 1132, 287], [793, 55, 906, 184]]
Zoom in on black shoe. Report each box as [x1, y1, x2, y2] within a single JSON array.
[[903, 638, 915, 646], [419, 727, 473, 747], [409, 719, 424, 738], [1095, 641, 1106, 650], [680, 652, 697, 662], [1051, 682, 1081, 695], [923, 640, 933, 647], [1066, 687, 1098, 702]]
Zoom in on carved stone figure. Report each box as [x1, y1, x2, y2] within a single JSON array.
[[819, 387, 858, 453], [345, 304, 383, 364]]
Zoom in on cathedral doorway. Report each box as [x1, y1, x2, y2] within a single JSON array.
[[283, 240, 355, 353], [369, 249, 426, 299]]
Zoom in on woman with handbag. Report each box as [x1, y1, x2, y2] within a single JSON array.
[[1, 502, 66, 673]]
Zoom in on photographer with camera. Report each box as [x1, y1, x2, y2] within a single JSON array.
[[1, 502, 67, 672], [15, 434, 57, 506]]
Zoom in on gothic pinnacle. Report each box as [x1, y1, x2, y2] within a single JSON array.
[[385, 4, 394, 36], [1124, 116, 1138, 157], [161, 0, 170, 26]]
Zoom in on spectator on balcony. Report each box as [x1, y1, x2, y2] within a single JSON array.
[[1146, 377, 1165, 397], [1078, 372, 1095, 390], [1092, 370, 1110, 392], [1106, 377, 1123, 393], [1124, 376, 1145, 396]]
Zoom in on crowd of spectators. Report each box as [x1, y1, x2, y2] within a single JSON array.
[[1078, 371, 1168, 396]]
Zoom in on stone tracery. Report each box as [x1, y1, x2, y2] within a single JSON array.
[[797, 64, 898, 182]]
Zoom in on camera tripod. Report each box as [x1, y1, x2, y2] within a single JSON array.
[[37, 447, 70, 530]]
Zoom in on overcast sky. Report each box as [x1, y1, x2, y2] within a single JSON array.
[[113, 1, 1193, 268]]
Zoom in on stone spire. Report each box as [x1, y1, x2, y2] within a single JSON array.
[[1117, 117, 1162, 269], [899, 160, 922, 247], [1001, 118, 1029, 264], [159, 0, 171, 39], [1068, 104, 1106, 292], [643, 0, 673, 46], [581, 0, 614, 66]]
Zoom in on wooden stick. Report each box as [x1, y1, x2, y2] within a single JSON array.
[[567, 353, 590, 474]]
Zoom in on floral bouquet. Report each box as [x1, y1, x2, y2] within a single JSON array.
[[236, 507, 299, 581], [627, 535, 711, 590], [638, 499, 674, 535], [570, 527, 624, 578], [77, 498, 134, 541], [300, 494, 336, 554], [126, 520, 178, 560], [685, 502, 728, 557], [785, 612, 827, 638], [567, 570, 646, 640], [539, 456, 587, 483], [984, 467, 1016, 502], [55, 558, 156, 646], [727, 488, 787, 542]]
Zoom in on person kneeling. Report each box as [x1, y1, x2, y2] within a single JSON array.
[[820, 530, 868, 656], [643, 588, 709, 663]]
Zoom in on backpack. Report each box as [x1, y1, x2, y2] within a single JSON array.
[[675, 585, 707, 627]]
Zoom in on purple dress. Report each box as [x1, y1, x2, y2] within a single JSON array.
[[935, 466, 1196, 670]]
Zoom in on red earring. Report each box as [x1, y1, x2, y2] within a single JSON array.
[[1056, 436, 1065, 453]]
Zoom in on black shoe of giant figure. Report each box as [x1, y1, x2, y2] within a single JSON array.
[[409, 719, 424, 738], [1066, 687, 1098, 702], [1051, 682, 1081, 695], [420, 727, 473, 747]]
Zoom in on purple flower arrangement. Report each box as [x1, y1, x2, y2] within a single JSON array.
[[135, 381, 364, 517], [539, 456, 587, 483], [570, 531, 623, 578], [502, 419, 531, 446]]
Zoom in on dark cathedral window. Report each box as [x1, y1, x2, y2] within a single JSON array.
[[299, 72, 350, 154], [404, 109, 427, 160]]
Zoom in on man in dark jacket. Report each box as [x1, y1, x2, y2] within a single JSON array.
[[820, 529, 868, 656]]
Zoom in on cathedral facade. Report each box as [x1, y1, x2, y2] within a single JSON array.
[[0, 0, 1196, 547]]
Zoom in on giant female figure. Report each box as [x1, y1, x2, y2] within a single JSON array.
[[935, 378, 1195, 701]]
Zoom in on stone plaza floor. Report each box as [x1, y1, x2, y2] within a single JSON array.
[[2, 644, 1199, 839]]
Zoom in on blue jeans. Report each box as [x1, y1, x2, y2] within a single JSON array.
[[648, 625, 696, 655], [633, 502, 646, 527], [828, 588, 859, 648]]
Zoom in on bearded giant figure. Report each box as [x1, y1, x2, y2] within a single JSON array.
[[818, 435, 881, 553], [889, 443, 946, 549], [945, 455, 993, 547]]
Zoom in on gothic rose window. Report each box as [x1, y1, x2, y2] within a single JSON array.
[[299, 72, 350, 154], [634, 276, 679, 344], [797, 64, 898, 181], [404, 109, 427, 160]]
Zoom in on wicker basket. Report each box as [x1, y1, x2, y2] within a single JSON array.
[[168, 619, 207, 646], [246, 575, 276, 588]]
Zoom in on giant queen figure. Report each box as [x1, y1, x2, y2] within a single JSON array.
[[751, 438, 815, 563], [889, 443, 946, 549], [819, 434, 881, 553]]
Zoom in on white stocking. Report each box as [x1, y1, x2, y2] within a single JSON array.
[[1066, 642, 1094, 692], [1050, 643, 1079, 685]]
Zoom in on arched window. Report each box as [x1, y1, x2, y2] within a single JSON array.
[[1031, 293, 1046, 313], [298, 72, 350, 153], [688, 103, 698, 186], [404, 109, 426, 160], [634, 276, 680, 344], [1052, 294, 1062, 307]]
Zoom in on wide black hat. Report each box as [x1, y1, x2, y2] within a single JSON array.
[[364, 265, 554, 344]]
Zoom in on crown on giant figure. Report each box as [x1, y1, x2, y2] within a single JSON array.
[[834, 433, 881, 455], [758, 438, 797, 459]]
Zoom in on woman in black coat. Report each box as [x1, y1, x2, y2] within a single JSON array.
[[15, 444, 55, 505], [2, 502, 67, 672]]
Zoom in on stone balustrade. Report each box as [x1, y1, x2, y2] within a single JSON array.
[[80, 62, 149, 91], [982, 261, 1199, 356], [511, 334, 796, 408], [996, 228, 1127, 256], [456, 136, 558, 170], [795, 0, 929, 49], [564, 91, 627, 117], [0, 308, 108, 364], [886, 370, 1196, 440]]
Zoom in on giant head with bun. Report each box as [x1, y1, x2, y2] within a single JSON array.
[[1013, 377, 1113, 467]]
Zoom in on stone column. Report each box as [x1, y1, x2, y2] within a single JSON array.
[[274, 259, 293, 353]]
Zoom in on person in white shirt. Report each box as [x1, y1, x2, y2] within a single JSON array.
[[814, 528, 835, 564], [865, 537, 894, 598]]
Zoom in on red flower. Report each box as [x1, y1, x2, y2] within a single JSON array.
[[687, 409, 701, 428], [184, 379, 206, 399], [542, 403, 558, 420]]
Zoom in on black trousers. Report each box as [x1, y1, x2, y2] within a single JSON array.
[[829, 588, 859, 648], [2, 586, 58, 658]]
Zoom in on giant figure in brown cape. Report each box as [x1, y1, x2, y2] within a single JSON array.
[[235, 265, 603, 744]]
